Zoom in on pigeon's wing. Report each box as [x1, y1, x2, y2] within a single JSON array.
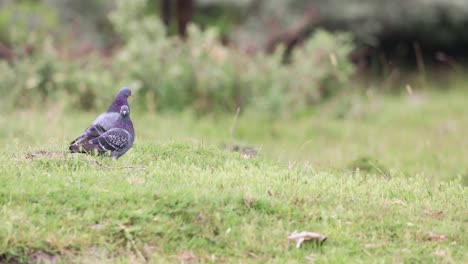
[[69, 111, 120, 149], [92, 112, 120, 129], [69, 124, 106, 150], [87, 128, 130, 154]]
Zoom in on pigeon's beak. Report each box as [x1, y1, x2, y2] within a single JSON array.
[[122, 110, 128, 115]]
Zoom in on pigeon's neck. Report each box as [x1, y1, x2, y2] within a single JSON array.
[[116, 116, 134, 133], [107, 96, 128, 113]]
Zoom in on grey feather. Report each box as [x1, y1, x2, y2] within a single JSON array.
[[70, 105, 135, 159], [92, 112, 120, 129], [89, 128, 133, 158], [69, 87, 132, 151]]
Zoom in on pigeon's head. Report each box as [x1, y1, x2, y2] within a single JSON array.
[[108, 87, 132, 113], [118, 87, 132, 98], [120, 105, 130, 117]]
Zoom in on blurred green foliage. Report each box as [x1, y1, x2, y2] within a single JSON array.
[[46, 0, 116, 48], [0, 0, 354, 116], [0, 1, 58, 46], [111, 0, 354, 115], [0, 39, 115, 110]]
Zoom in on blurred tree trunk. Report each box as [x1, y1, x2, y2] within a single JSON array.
[[159, 0, 194, 38], [161, 0, 171, 28], [265, 7, 319, 62], [176, 0, 194, 37]]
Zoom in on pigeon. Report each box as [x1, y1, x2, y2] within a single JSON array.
[[69, 87, 132, 150], [69, 105, 135, 158]]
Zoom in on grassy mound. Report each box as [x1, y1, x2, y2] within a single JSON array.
[[0, 143, 465, 263]]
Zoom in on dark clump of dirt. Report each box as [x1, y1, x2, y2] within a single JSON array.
[[0, 253, 21, 264], [222, 143, 259, 159], [0, 250, 57, 264], [30, 250, 58, 264]]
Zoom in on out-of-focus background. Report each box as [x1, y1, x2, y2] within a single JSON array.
[[1, 0, 468, 112], [0, 0, 467, 182], [1, 1, 467, 262]]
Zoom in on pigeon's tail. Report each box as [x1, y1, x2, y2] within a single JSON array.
[[69, 140, 92, 153], [69, 124, 107, 153], [69, 135, 88, 153], [69, 144, 82, 153], [69, 136, 83, 148], [69, 141, 103, 155]]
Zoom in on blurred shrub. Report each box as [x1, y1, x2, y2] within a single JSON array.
[[0, 0, 354, 116], [249, 30, 354, 115], [109, 0, 354, 115], [45, 0, 116, 49], [0, 1, 58, 46], [0, 37, 117, 111]]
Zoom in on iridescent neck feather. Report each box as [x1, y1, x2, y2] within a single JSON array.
[[107, 95, 129, 113]]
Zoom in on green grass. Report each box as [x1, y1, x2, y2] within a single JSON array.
[[0, 89, 467, 263]]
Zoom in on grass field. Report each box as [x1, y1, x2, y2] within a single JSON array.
[[0, 89, 467, 263]]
